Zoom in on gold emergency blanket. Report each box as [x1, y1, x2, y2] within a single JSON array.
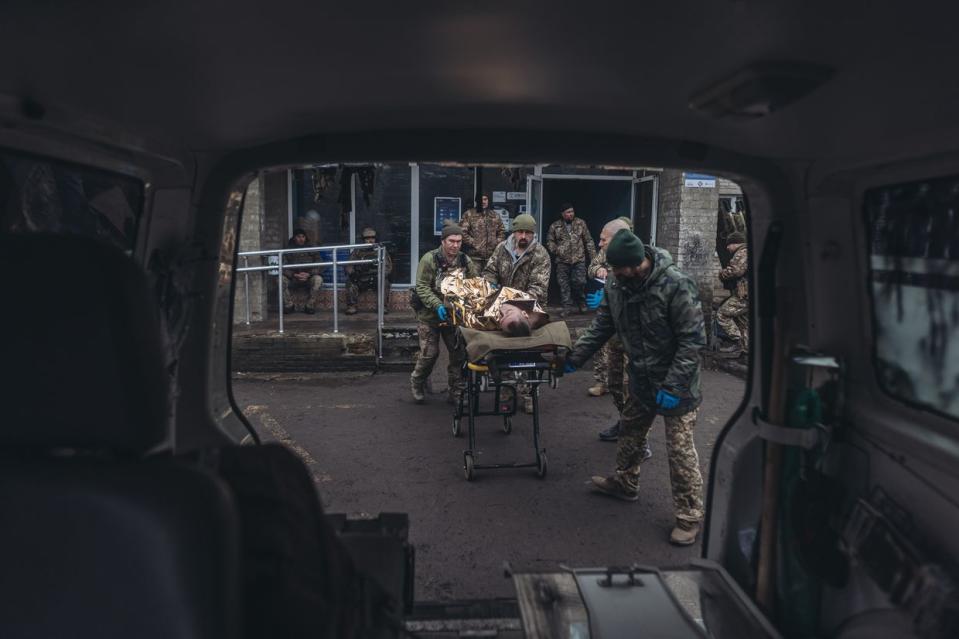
[[439, 268, 548, 330]]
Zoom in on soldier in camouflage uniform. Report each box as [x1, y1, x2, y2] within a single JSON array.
[[459, 194, 505, 266], [345, 226, 393, 315], [567, 229, 706, 546], [482, 213, 551, 413], [716, 231, 748, 357], [282, 228, 323, 314], [546, 203, 597, 316], [410, 223, 479, 404], [585, 219, 650, 457]]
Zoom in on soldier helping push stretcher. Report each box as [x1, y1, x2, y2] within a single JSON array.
[[566, 228, 707, 546]]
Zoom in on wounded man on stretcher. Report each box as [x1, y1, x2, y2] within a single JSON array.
[[439, 268, 549, 336]]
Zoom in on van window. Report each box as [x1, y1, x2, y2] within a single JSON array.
[[864, 175, 959, 420], [0, 149, 143, 250]]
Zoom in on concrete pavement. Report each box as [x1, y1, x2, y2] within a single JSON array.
[[233, 368, 746, 601]]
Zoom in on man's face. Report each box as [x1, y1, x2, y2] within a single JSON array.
[[480, 195, 489, 210], [363, 235, 376, 244], [442, 234, 463, 258], [293, 233, 307, 246], [612, 264, 642, 280], [562, 208, 575, 222], [514, 229, 534, 248], [598, 227, 614, 249]]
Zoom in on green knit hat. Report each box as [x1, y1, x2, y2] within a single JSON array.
[[441, 220, 464, 239], [606, 229, 645, 267], [511, 214, 536, 233]]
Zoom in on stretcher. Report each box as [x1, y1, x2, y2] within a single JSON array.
[[452, 323, 572, 481]]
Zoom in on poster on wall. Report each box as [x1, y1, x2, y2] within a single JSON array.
[[494, 207, 511, 231], [434, 197, 462, 235], [492, 191, 507, 203]]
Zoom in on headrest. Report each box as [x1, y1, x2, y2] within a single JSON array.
[[0, 234, 168, 453]]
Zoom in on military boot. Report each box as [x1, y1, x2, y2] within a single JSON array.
[[598, 421, 620, 442], [345, 305, 358, 315], [715, 339, 742, 359], [587, 383, 608, 397], [523, 394, 534, 414], [590, 472, 639, 502], [410, 377, 425, 404], [669, 520, 701, 546]]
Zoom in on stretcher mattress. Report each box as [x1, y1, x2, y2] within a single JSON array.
[[460, 321, 572, 363]]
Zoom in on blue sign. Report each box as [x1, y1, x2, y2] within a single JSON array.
[[434, 197, 462, 235]]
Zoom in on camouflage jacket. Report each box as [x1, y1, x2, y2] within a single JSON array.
[[413, 247, 479, 324], [482, 235, 551, 304], [459, 208, 505, 263], [284, 243, 319, 277], [587, 247, 610, 279], [719, 244, 748, 299], [568, 246, 706, 414], [546, 217, 597, 265], [346, 246, 393, 283]]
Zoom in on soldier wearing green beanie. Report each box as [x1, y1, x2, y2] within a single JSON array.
[[482, 213, 552, 413], [566, 228, 707, 547], [410, 221, 478, 405]]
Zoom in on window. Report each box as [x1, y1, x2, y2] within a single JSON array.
[[0, 149, 144, 250], [864, 175, 959, 420]]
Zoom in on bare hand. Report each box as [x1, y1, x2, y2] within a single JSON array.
[[597, 267, 608, 279]]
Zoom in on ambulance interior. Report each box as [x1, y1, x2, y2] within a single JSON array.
[[1, 2, 958, 638]]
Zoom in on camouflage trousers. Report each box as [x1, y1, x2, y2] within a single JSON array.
[[346, 275, 377, 307], [592, 335, 628, 413], [282, 274, 323, 310], [556, 261, 587, 307], [410, 322, 465, 396], [615, 396, 704, 523], [717, 295, 749, 351]]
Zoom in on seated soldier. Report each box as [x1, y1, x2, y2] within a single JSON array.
[[282, 228, 323, 314], [345, 226, 393, 315]]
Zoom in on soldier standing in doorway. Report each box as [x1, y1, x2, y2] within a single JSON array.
[[409, 223, 479, 404], [459, 193, 505, 267], [547, 203, 597, 317], [345, 226, 392, 315], [565, 229, 706, 546], [715, 231, 749, 357]]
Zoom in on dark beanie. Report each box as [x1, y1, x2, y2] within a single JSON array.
[[441, 222, 464, 239], [559, 203, 574, 214], [606, 229, 645, 267]]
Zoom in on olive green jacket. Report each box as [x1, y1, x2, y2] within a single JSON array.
[[569, 246, 706, 414], [413, 247, 479, 324], [482, 235, 551, 304]]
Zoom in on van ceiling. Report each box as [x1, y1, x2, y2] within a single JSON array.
[[1, 1, 957, 162]]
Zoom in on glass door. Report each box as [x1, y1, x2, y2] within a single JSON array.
[[631, 175, 659, 246], [526, 174, 544, 237]]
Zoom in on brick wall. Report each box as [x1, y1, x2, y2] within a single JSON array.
[[233, 176, 268, 324], [655, 170, 721, 331]]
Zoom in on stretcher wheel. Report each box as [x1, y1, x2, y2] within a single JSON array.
[[503, 416, 512, 434], [464, 453, 475, 481], [452, 415, 462, 438], [536, 451, 548, 478]]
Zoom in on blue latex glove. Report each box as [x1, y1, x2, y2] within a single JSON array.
[[656, 389, 680, 410], [585, 289, 604, 309], [436, 306, 449, 322], [563, 362, 577, 374]]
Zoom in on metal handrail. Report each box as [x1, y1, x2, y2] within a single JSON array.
[[236, 243, 387, 359]]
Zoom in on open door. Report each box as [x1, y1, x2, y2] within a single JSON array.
[[526, 174, 544, 237], [631, 174, 659, 246]]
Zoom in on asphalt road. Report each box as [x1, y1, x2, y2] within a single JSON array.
[[233, 368, 745, 602]]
